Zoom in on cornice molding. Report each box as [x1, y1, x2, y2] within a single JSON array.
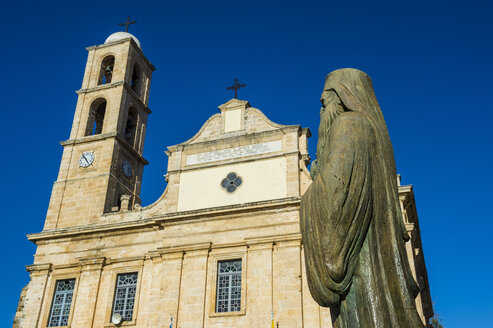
[[168, 125, 301, 153], [86, 37, 156, 71], [26, 263, 52, 273], [27, 197, 301, 243], [75, 81, 151, 114], [59, 132, 148, 165]]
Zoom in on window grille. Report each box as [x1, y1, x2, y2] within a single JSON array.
[[216, 259, 242, 312], [48, 279, 75, 327], [112, 272, 138, 322]]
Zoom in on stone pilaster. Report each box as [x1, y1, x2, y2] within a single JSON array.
[[320, 306, 333, 328], [161, 252, 185, 327], [273, 240, 303, 327], [146, 251, 184, 328], [131, 257, 153, 326], [176, 244, 210, 328], [285, 153, 301, 197], [71, 257, 105, 328], [22, 264, 51, 328], [247, 242, 274, 327]]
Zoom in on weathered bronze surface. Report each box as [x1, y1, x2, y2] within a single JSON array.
[[300, 69, 424, 328]]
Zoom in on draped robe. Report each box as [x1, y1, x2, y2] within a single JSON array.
[[300, 69, 424, 328]]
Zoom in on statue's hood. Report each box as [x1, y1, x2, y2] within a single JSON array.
[[323, 68, 386, 129]]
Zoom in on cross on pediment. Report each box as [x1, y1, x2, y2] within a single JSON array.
[[226, 79, 246, 99], [119, 16, 137, 32]]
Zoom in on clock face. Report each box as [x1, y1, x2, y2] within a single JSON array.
[[122, 160, 132, 177], [78, 151, 94, 168]]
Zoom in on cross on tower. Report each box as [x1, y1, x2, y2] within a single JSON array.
[[226, 79, 246, 99], [119, 16, 137, 32]]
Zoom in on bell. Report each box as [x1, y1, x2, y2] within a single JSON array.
[[105, 66, 112, 73]]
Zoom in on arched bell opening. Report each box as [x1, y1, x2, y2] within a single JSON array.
[[85, 98, 107, 136], [124, 107, 138, 147], [98, 56, 115, 85], [130, 64, 142, 96]]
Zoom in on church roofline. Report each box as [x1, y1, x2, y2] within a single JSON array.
[[398, 184, 413, 194], [86, 37, 156, 71], [170, 101, 300, 149], [176, 113, 222, 146], [246, 106, 290, 129], [217, 98, 250, 111], [301, 127, 312, 138], [26, 196, 302, 243]]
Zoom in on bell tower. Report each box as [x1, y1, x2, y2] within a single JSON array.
[[44, 32, 155, 230]]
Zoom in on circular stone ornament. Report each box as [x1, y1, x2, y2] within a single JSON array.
[[221, 172, 243, 193]]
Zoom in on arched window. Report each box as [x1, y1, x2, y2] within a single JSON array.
[[98, 56, 115, 85], [130, 64, 141, 96], [124, 107, 137, 146], [85, 99, 106, 136]]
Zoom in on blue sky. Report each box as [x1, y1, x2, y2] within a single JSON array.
[[1, 0, 492, 326]]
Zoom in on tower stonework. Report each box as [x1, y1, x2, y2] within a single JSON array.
[[14, 33, 432, 328], [44, 33, 155, 230]]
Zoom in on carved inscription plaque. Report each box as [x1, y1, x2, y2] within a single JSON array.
[[186, 140, 282, 165]]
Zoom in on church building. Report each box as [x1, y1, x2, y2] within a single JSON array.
[[14, 31, 433, 328]]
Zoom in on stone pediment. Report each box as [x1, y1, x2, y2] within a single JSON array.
[[144, 98, 310, 217], [178, 98, 290, 145]]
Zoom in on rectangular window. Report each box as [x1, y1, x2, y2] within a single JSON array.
[[48, 279, 75, 327], [112, 272, 138, 322], [216, 259, 242, 312]]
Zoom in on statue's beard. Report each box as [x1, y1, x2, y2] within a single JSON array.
[[323, 102, 346, 131], [317, 95, 346, 165]]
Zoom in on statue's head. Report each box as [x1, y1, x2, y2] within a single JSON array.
[[322, 68, 385, 129]]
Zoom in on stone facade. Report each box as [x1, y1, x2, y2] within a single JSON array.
[[14, 33, 432, 328], [398, 177, 434, 324]]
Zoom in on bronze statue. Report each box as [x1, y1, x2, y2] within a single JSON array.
[[300, 69, 424, 328]]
